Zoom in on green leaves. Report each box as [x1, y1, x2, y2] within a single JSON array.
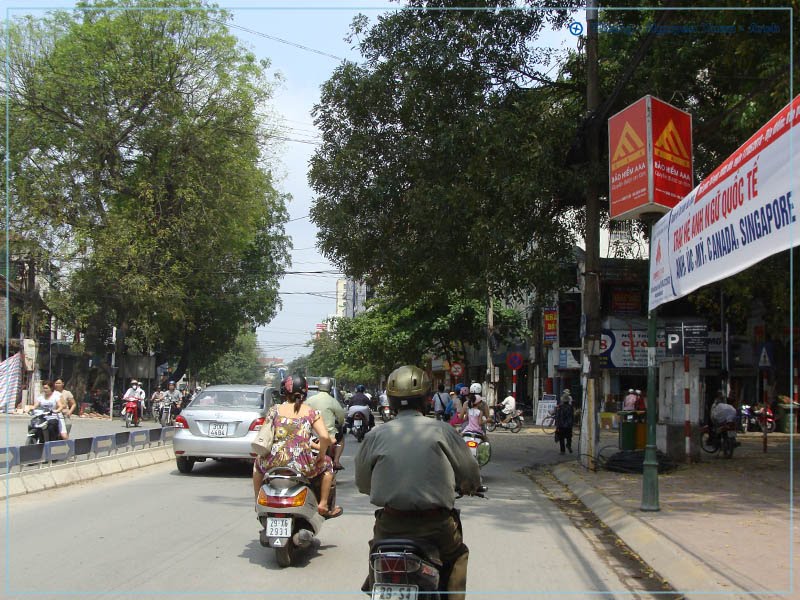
[[309, 2, 577, 304], [5, 0, 290, 376]]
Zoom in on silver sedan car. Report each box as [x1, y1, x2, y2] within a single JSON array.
[[173, 384, 276, 473]]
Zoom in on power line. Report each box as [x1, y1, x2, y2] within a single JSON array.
[[214, 18, 345, 62]]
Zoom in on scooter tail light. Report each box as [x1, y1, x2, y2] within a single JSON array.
[[466, 441, 478, 448], [372, 554, 421, 574], [249, 417, 265, 431], [259, 488, 308, 508], [174, 415, 189, 429]]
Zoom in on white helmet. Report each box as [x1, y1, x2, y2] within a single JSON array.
[[469, 383, 482, 395]]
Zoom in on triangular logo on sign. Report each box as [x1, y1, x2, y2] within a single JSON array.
[[273, 538, 282, 546], [611, 122, 646, 170], [654, 119, 690, 167], [759, 346, 771, 368]]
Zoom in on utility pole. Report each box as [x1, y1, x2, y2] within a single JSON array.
[[580, 0, 601, 470], [486, 291, 496, 408]]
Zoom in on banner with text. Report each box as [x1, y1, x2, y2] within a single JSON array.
[[599, 329, 667, 369], [650, 95, 800, 310]]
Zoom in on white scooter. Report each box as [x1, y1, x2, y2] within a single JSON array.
[[461, 430, 491, 468], [256, 466, 335, 567]]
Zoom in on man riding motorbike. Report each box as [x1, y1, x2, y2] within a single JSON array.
[[122, 379, 146, 422], [498, 393, 516, 426], [307, 376, 346, 471], [355, 365, 481, 600], [346, 384, 375, 431]]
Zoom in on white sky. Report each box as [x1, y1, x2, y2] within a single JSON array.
[[6, 0, 584, 364]]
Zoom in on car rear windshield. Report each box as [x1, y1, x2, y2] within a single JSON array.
[[188, 391, 264, 410]]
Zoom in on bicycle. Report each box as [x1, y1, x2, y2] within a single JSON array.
[[540, 410, 556, 434]]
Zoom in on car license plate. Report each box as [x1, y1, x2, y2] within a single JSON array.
[[208, 423, 227, 437], [371, 584, 418, 600], [266, 517, 292, 538]]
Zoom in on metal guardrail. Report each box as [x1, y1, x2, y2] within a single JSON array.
[[2, 427, 175, 473]]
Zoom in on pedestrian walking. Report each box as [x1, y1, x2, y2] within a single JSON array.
[[555, 393, 574, 454], [432, 384, 448, 420]]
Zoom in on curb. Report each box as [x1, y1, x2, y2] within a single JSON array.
[[2, 446, 174, 500], [551, 464, 747, 600]]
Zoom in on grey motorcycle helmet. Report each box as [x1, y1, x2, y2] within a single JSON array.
[[318, 377, 333, 393]]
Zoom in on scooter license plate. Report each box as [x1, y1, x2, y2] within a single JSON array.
[[371, 584, 418, 600], [266, 518, 292, 538], [208, 423, 227, 437]]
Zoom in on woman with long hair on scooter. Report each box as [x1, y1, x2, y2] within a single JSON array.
[[252, 375, 343, 519]]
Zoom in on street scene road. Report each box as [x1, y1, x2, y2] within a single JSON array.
[[2, 3, 798, 600], [3, 425, 675, 600]]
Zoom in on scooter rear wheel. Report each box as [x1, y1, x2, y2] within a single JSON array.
[[485, 420, 497, 432], [700, 432, 720, 453], [275, 540, 295, 567], [508, 418, 522, 433]]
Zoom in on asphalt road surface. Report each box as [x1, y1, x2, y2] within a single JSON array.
[[2, 423, 650, 599]]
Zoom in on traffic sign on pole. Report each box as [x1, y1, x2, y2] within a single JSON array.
[[450, 362, 464, 377], [506, 352, 523, 370]]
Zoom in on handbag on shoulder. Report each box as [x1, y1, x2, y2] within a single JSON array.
[[251, 407, 276, 456]]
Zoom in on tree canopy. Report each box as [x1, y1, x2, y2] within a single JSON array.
[[309, 1, 578, 305], [308, 0, 798, 362], [4, 0, 290, 391]]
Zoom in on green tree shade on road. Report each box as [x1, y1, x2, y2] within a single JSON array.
[[3, 0, 290, 396]]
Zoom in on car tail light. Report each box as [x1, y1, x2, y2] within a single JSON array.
[[249, 417, 265, 431], [174, 415, 189, 429], [258, 487, 308, 508], [466, 440, 478, 448]]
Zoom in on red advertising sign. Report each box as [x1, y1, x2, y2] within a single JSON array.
[[650, 96, 694, 207], [609, 96, 693, 221], [543, 308, 558, 345]]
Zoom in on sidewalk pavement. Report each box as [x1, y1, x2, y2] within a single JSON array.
[[551, 429, 798, 600]]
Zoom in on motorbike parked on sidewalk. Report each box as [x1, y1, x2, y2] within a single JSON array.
[[122, 397, 141, 428], [485, 408, 523, 433], [256, 465, 335, 567], [366, 490, 485, 600], [701, 421, 739, 458], [740, 403, 776, 433], [25, 409, 60, 445], [461, 430, 491, 468]]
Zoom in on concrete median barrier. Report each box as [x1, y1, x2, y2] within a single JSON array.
[[1, 444, 175, 500]]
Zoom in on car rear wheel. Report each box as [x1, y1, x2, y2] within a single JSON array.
[[176, 456, 195, 474]]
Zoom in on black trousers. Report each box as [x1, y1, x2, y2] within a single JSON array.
[[556, 427, 572, 452]]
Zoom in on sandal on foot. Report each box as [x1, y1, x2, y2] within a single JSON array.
[[319, 506, 343, 520], [333, 464, 345, 471]]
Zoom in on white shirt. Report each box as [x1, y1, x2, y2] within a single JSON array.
[[123, 386, 145, 401], [500, 395, 516, 413]]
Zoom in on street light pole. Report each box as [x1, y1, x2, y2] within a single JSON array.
[[641, 214, 660, 511]]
